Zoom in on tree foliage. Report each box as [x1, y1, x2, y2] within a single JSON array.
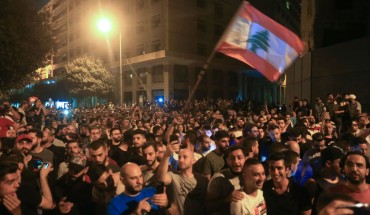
[[0, 0, 54, 91], [63, 55, 114, 98]]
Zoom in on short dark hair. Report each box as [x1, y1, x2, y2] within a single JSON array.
[[66, 139, 81, 148], [0, 160, 18, 181], [132, 129, 147, 137], [142, 141, 158, 152], [243, 138, 258, 152], [27, 128, 43, 138], [340, 151, 370, 169], [110, 127, 121, 136], [283, 150, 299, 166], [214, 130, 229, 141], [268, 152, 289, 168], [224, 145, 247, 160], [89, 139, 107, 151], [185, 130, 198, 145], [243, 157, 262, 170]]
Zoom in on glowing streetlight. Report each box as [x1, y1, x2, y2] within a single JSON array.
[[97, 17, 123, 106]]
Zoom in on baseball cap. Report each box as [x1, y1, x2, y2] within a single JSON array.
[[16, 134, 32, 143], [321, 146, 344, 164]]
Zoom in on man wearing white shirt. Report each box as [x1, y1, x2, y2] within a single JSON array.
[[231, 158, 267, 215]]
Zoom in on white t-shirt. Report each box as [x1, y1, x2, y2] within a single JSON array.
[[230, 189, 267, 215]]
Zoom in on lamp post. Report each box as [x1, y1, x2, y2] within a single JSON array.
[[97, 18, 123, 106]]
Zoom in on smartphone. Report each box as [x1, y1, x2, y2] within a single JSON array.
[[34, 160, 49, 170], [169, 134, 179, 143], [337, 203, 369, 215], [156, 182, 165, 194]]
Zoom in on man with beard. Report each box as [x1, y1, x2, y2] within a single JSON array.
[[107, 163, 170, 215], [201, 130, 230, 179], [141, 142, 160, 187], [54, 153, 93, 215], [27, 129, 54, 164], [330, 151, 370, 204], [0, 161, 21, 215], [206, 145, 247, 215], [126, 129, 147, 165], [230, 158, 267, 215], [108, 127, 122, 157], [197, 135, 215, 156], [58, 140, 82, 178], [263, 152, 311, 215], [157, 143, 209, 215]]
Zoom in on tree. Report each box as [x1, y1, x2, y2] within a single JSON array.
[[247, 30, 270, 53], [0, 0, 54, 91], [63, 55, 114, 105]]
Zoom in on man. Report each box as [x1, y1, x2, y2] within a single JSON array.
[[0, 161, 21, 215], [314, 97, 326, 122], [206, 145, 247, 215], [259, 124, 281, 162], [57, 139, 83, 179], [107, 163, 170, 215], [242, 138, 259, 159], [18, 100, 29, 125], [348, 94, 361, 120], [42, 130, 65, 173], [157, 142, 209, 215], [201, 130, 230, 179], [88, 139, 119, 171], [27, 128, 54, 164], [108, 127, 122, 157], [330, 151, 370, 204], [303, 132, 326, 177], [285, 141, 313, 186], [304, 146, 344, 215], [243, 124, 259, 140], [127, 129, 147, 165], [141, 142, 160, 187], [197, 135, 215, 156], [263, 152, 312, 215], [111, 130, 132, 167], [230, 158, 267, 215]]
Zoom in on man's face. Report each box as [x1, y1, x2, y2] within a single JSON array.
[[351, 122, 359, 132], [0, 173, 20, 198], [243, 164, 266, 191], [89, 146, 108, 165], [111, 129, 122, 143], [156, 145, 165, 162], [143, 146, 158, 167], [133, 134, 146, 148], [248, 126, 259, 138], [67, 142, 81, 156], [359, 143, 368, 155], [28, 132, 40, 150], [201, 137, 211, 151], [15, 140, 33, 155], [314, 140, 326, 151], [122, 167, 143, 195], [216, 137, 229, 153], [343, 154, 369, 185], [269, 160, 288, 183], [178, 149, 195, 170], [277, 120, 286, 129], [269, 128, 281, 142], [90, 129, 101, 141], [42, 131, 53, 144], [226, 149, 246, 174]]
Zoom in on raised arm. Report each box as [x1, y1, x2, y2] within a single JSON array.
[[157, 142, 179, 185]]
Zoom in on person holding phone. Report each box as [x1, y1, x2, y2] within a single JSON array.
[[107, 163, 170, 215]]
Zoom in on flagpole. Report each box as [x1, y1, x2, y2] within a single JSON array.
[[180, 1, 247, 114]]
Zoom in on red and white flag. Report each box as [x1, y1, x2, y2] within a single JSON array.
[[217, 1, 304, 82]]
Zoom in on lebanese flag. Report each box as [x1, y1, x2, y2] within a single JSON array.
[[217, 1, 304, 82]]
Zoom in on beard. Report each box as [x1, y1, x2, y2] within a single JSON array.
[[347, 173, 364, 185]]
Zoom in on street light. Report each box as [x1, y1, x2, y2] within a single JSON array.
[[97, 18, 123, 106]]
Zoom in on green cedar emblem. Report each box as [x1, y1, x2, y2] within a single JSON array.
[[247, 30, 270, 53]]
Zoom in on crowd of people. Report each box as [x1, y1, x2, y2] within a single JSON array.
[[0, 93, 369, 215]]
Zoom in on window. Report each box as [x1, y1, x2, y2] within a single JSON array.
[[53, 10, 66, 22], [197, 19, 207, 32], [136, 0, 144, 10], [151, 40, 161, 52], [151, 14, 161, 28], [137, 68, 147, 84], [136, 44, 145, 55], [214, 3, 224, 17], [197, 43, 207, 56], [136, 21, 144, 34], [174, 64, 188, 83], [152, 65, 164, 83], [124, 71, 132, 86]]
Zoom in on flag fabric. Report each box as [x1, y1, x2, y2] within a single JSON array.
[[217, 1, 304, 82]]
